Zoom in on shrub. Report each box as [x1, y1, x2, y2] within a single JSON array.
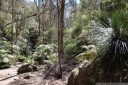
[[32, 44, 58, 64]]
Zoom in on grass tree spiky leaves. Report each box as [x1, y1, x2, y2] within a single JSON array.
[[98, 10, 128, 78], [100, 36, 128, 75]]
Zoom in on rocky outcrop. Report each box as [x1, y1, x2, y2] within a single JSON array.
[[67, 60, 104, 85], [89, 22, 113, 46], [68, 58, 128, 85]]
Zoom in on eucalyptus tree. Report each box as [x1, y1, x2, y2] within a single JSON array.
[[57, 0, 65, 79]]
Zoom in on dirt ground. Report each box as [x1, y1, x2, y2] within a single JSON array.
[[0, 62, 76, 85]]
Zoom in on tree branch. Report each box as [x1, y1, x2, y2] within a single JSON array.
[[3, 13, 37, 28]]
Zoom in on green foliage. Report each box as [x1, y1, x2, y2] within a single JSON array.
[[48, 53, 58, 63], [82, 14, 88, 20], [0, 12, 13, 40], [0, 39, 11, 51], [71, 24, 82, 38], [102, 0, 127, 12], [44, 26, 58, 44], [0, 49, 14, 68], [35, 44, 57, 54], [65, 14, 91, 59], [23, 56, 34, 64], [64, 35, 90, 60], [111, 10, 124, 36], [0, 38, 26, 67], [65, 43, 77, 56], [20, 29, 29, 39], [14, 55, 26, 62], [100, 10, 128, 36], [32, 44, 58, 63], [19, 45, 32, 56], [76, 45, 97, 62], [0, 12, 12, 25], [25, 18, 38, 29]]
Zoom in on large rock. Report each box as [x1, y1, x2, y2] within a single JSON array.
[[17, 64, 38, 74], [67, 59, 128, 85], [89, 22, 113, 46], [67, 60, 104, 85]]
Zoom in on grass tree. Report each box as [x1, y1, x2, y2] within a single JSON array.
[[98, 10, 128, 79]]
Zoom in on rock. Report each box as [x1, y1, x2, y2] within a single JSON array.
[[68, 68, 79, 84], [0, 62, 10, 69], [67, 60, 93, 85], [68, 59, 128, 85], [88, 22, 113, 46], [23, 74, 31, 79], [15, 62, 22, 65], [79, 60, 90, 68], [17, 64, 38, 74], [43, 60, 53, 65], [67, 60, 108, 85]]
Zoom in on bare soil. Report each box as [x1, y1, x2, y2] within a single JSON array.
[[0, 61, 77, 85]]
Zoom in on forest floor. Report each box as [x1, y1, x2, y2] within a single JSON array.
[[0, 60, 77, 85]]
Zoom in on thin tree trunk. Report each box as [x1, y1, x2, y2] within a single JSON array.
[[34, 0, 41, 42], [49, 0, 52, 28], [58, 0, 65, 59], [34, 0, 48, 44], [42, 0, 48, 44], [15, 14, 18, 44], [11, 0, 14, 53], [0, 0, 2, 11], [57, 0, 62, 79], [57, 0, 65, 79]]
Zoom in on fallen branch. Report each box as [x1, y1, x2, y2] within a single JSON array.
[[0, 74, 18, 81]]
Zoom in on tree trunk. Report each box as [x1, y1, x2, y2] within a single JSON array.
[[58, 0, 65, 59], [57, 0, 65, 79], [11, 0, 14, 53], [0, 0, 2, 11], [34, 0, 41, 43], [15, 14, 18, 44]]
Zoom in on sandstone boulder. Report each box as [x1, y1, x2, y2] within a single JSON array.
[[17, 64, 38, 74]]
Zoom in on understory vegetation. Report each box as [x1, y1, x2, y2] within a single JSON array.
[[0, 0, 100, 68]]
